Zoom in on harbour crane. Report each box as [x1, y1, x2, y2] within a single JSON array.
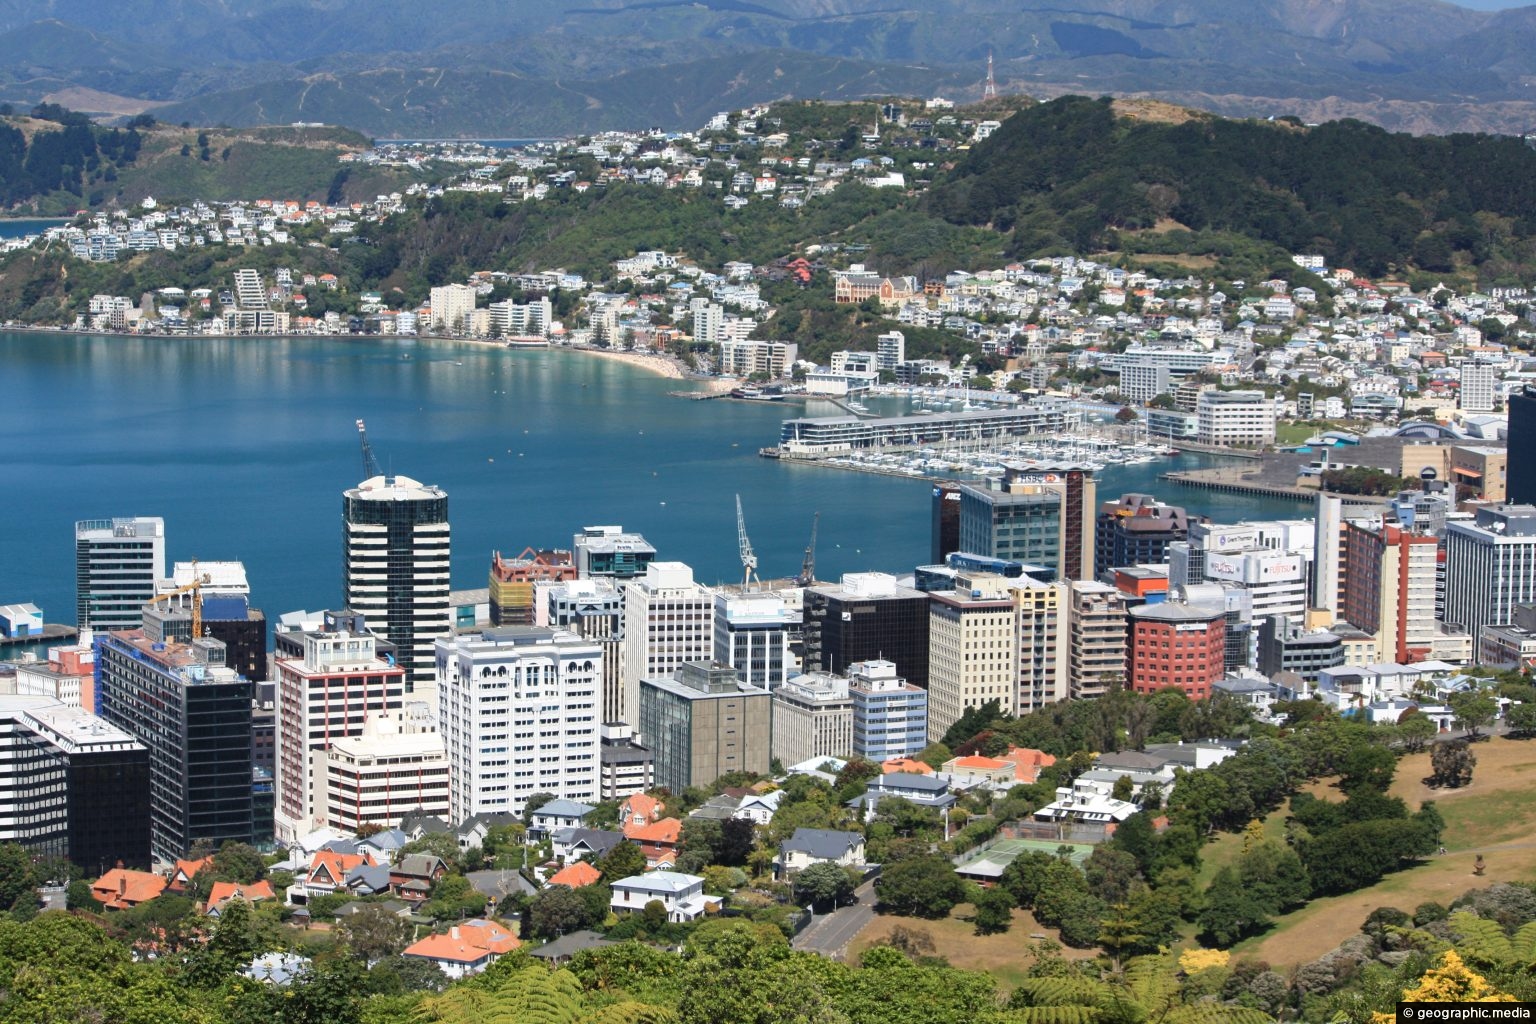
[[356, 418, 382, 479], [735, 494, 759, 589], [797, 511, 820, 586], [149, 564, 213, 639]]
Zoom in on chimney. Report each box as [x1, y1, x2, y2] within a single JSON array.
[[119, 874, 127, 896], [450, 927, 460, 940]]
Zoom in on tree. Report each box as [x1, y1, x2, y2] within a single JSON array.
[[0, 844, 38, 914], [522, 792, 557, 826], [874, 855, 968, 918], [422, 874, 488, 922], [1504, 702, 1536, 738], [595, 840, 648, 882], [973, 886, 1014, 936], [1430, 739, 1477, 789], [1399, 713, 1439, 751], [529, 884, 592, 939], [1097, 903, 1145, 968], [336, 903, 412, 960], [1115, 405, 1139, 423], [1449, 691, 1498, 740], [212, 840, 268, 884], [1338, 742, 1398, 795], [793, 862, 856, 912], [1198, 866, 1270, 946]]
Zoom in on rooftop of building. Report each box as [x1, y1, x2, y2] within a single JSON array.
[[345, 474, 447, 501]]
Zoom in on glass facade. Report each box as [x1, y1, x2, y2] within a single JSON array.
[[1508, 386, 1536, 505], [802, 588, 930, 689]]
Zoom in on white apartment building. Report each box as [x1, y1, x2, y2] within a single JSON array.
[[435, 626, 602, 822], [927, 573, 1018, 742], [876, 330, 905, 370], [1444, 504, 1536, 644], [1460, 362, 1498, 413], [430, 283, 478, 333], [273, 630, 407, 843], [1196, 390, 1278, 446], [488, 295, 553, 337], [75, 516, 165, 632], [321, 703, 449, 834], [770, 672, 854, 766], [1067, 580, 1128, 700], [719, 339, 795, 379], [1013, 577, 1070, 713], [691, 299, 723, 346], [620, 562, 715, 729]]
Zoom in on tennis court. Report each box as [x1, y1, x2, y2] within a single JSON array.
[[954, 836, 1095, 881]]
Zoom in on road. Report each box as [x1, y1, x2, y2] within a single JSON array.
[[792, 879, 877, 959]]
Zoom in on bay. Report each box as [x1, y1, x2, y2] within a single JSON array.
[[0, 332, 1303, 627], [0, 218, 69, 239]]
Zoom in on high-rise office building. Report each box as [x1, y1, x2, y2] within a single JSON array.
[[95, 632, 253, 861], [620, 563, 715, 728], [639, 662, 770, 796], [343, 474, 451, 695], [436, 626, 602, 822], [321, 705, 449, 835], [149, 561, 267, 681], [931, 484, 963, 564], [802, 573, 930, 688], [848, 660, 928, 761], [927, 573, 1018, 742], [1126, 602, 1227, 700], [1444, 504, 1536, 644], [1066, 580, 1128, 700], [1341, 519, 1463, 664], [957, 467, 1095, 580], [1460, 362, 1498, 413], [75, 517, 165, 631], [537, 577, 626, 722], [1508, 386, 1536, 505], [573, 525, 657, 579], [272, 629, 407, 842], [770, 672, 854, 766], [0, 694, 150, 874], [1094, 494, 1193, 579], [714, 591, 798, 691]]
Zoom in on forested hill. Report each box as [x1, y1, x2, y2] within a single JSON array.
[[927, 96, 1536, 278]]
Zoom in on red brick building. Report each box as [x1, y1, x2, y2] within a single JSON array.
[[1126, 603, 1226, 699]]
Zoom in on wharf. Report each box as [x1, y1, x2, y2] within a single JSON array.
[[1160, 467, 1391, 504]]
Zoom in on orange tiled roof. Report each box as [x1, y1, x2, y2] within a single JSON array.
[[881, 757, 933, 775], [405, 921, 520, 962], [624, 817, 681, 844], [621, 793, 664, 824], [167, 855, 214, 890], [205, 879, 275, 914], [93, 868, 167, 910], [308, 850, 373, 885], [546, 861, 601, 889], [1005, 746, 1056, 782], [950, 755, 1010, 771]]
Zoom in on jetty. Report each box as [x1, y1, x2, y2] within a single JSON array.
[[1160, 466, 1391, 504]]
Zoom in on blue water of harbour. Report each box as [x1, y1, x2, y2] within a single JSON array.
[[0, 333, 1302, 627], [0, 218, 69, 239]]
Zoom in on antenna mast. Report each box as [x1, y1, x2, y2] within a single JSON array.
[[984, 48, 998, 100], [356, 419, 382, 479], [798, 511, 820, 586], [736, 494, 759, 589]]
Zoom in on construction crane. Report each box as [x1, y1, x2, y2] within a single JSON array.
[[735, 494, 759, 589], [150, 566, 213, 639], [356, 418, 381, 479], [797, 511, 820, 586]]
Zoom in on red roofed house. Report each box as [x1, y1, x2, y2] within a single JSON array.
[[299, 850, 376, 901], [403, 919, 521, 980], [881, 756, 933, 775], [546, 861, 602, 889], [622, 817, 682, 869], [618, 793, 664, 829], [93, 867, 167, 910], [166, 856, 214, 893], [941, 754, 1016, 786], [205, 880, 276, 916], [1006, 746, 1056, 784]]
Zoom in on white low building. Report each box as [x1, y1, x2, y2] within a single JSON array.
[[609, 870, 720, 922]]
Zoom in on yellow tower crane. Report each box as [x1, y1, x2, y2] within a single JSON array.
[[150, 565, 213, 639]]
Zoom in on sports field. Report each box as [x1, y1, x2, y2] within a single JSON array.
[[954, 837, 1095, 881]]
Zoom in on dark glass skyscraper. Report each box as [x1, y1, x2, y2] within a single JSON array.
[[1508, 385, 1536, 505], [802, 573, 930, 688]]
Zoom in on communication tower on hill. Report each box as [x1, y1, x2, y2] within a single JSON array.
[[983, 49, 998, 100]]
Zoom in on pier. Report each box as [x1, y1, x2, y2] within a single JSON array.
[[1160, 467, 1391, 504]]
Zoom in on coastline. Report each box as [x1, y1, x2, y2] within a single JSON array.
[[0, 324, 739, 392]]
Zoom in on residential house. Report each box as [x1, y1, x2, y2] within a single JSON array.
[[400, 812, 453, 841], [358, 828, 408, 863], [731, 790, 785, 826], [465, 869, 538, 907], [334, 898, 410, 919], [856, 772, 956, 822], [623, 816, 682, 869], [777, 828, 866, 876], [528, 800, 596, 839], [390, 854, 450, 903], [609, 870, 721, 922], [618, 793, 664, 829], [546, 861, 602, 889], [165, 855, 214, 894], [205, 880, 276, 916], [293, 850, 376, 903], [527, 930, 616, 965], [343, 862, 393, 897], [551, 828, 625, 864], [402, 919, 521, 980], [92, 868, 167, 910], [456, 812, 521, 852]]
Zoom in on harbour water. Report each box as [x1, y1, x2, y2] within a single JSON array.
[[0, 332, 1303, 626]]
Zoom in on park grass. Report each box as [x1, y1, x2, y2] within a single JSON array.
[[1239, 735, 1536, 968], [850, 905, 1096, 992], [1275, 422, 1317, 446]]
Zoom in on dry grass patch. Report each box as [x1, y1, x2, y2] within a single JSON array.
[[850, 905, 1096, 991], [1241, 736, 1536, 968]]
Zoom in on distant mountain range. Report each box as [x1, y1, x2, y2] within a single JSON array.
[[5, 1, 1536, 136]]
